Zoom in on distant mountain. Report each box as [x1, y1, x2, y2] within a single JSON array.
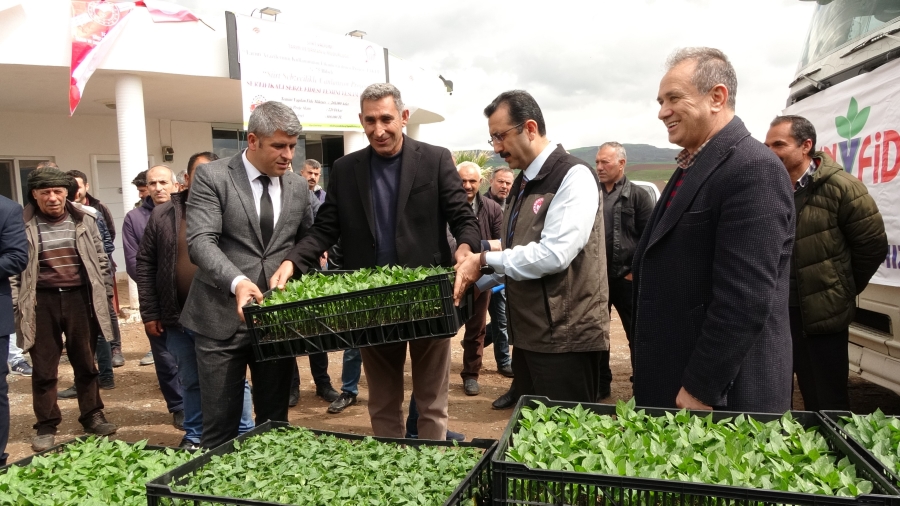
[[481, 143, 680, 167]]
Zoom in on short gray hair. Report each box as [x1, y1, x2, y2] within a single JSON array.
[[303, 159, 322, 170], [147, 165, 176, 183], [491, 167, 514, 180], [456, 161, 482, 176], [598, 142, 627, 163], [176, 170, 188, 185], [360, 83, 405, 114], [666, 47, 737, 110], [247, 101, 302, 138]]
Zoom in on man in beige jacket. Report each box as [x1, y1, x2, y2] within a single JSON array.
[[13, 168, 117, 452]]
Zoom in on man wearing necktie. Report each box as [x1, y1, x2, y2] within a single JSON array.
[[180, 101, 314, 448]]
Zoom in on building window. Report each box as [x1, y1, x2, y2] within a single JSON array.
[[0, 157, 55, 204], [211, 128, 306, 168]]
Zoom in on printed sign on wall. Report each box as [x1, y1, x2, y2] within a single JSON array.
[[235, 15, 386, 131]]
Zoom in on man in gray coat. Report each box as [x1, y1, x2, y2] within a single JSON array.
[[631, 48, 795, 412], [180, 101, 314, 448]]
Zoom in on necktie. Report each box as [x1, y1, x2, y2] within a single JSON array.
[[258, 175, 274, 247], [506, 175, 529, 245]]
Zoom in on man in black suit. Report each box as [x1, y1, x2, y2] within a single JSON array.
[[272, 83, 480, 440], [631, 47, 795, 412], [180, 101, 314, 448], [0, 195, 27, 466]]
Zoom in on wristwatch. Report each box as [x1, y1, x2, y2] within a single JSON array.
[[480, 251, 495, 275]]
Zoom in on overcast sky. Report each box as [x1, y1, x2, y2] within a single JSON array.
[[181, 0, 815, 152]]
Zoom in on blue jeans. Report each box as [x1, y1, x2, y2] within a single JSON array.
[[95, 335, 113, 382], [484, 287, 511, 367], [0, 335, 9, 465], [341, 348, 362, 396], [147, 329, 183, 413], [7, 334, 24, 367], [239, 380, 254, 435], [172, 327, 254, 443]]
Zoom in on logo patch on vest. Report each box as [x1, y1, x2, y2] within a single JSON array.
[[532, 198, 544, 214]]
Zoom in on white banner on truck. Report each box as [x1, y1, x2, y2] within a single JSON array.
[[234, 15, 386, 131], [784, 59, 900, 287]]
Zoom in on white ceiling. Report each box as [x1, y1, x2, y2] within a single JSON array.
[[0, 64, 243, 122]]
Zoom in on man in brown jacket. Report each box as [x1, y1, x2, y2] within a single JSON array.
[[456, 162, 502, 396], [13, 168, 117, 452], [765, 115, 887, 410]]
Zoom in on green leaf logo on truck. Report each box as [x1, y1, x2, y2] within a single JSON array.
[[835, 97, 870, 140], [824, 97, 898, 186]]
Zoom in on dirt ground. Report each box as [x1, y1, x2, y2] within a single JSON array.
[[6, 309, 900, 463]]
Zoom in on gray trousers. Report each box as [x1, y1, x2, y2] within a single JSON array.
[[193, 329, 294, 448]]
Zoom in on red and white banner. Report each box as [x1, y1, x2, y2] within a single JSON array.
[[69, 1, 198, 115], [137, 0, 197, 23], [70, 1, 135, 115]]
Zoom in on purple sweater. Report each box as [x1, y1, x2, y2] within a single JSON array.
[[122, 195, 156, 280]]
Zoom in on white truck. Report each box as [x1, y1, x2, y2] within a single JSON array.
[[785, 0, 900, 393]]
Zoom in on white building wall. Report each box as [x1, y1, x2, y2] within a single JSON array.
[[170, 121, 215, 175], [0, 110, 213, 277], [0, 111, 119, 170]]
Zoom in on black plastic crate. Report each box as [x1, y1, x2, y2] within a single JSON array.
[[822, 410, 900, 493], [146, 421, 497, 506], [492, 396, 900, 506], [244, 271, 474, 361]]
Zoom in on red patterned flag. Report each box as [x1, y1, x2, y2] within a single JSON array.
[[137, 0, 198, 22], [69, 1, 199, 116], [69, 1, 135, 115]]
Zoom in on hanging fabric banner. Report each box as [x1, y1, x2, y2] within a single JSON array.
[[69, 1, 199, 116], [137, 0, 198, 23], [69, 1, 136, 115]]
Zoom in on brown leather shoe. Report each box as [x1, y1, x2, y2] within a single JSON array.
[[32, 434, 55, 452], [83, 411, 118, 436]]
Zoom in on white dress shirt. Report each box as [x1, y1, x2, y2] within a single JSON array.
[[230, 150, 284, 293], [480, 142, 599, 285], [242, 150, 283, 226]]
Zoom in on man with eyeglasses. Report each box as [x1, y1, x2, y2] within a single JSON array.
[[454, 90, 609, 403]]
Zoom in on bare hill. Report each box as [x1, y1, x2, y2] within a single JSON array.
[[483, 143, 680, 167]]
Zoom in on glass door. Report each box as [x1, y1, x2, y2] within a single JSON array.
[[0, 157, 55, 204], [0, 160, 13, 201]]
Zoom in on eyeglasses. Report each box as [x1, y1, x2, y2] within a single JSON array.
[[488, 122, 525, 146]]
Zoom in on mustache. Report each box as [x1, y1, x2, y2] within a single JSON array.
[[499, 151, 511, 158]]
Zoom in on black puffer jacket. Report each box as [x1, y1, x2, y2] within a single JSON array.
[[136, 190, 188, 327], [607, 177, 654, 279]]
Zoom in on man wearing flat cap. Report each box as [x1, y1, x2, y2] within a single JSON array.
[[12, 168, 118, 452]]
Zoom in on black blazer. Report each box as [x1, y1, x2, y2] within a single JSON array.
[[631, 117, 796, 413], [0, 195, 27, 336], [287, 136, 480, 271]]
